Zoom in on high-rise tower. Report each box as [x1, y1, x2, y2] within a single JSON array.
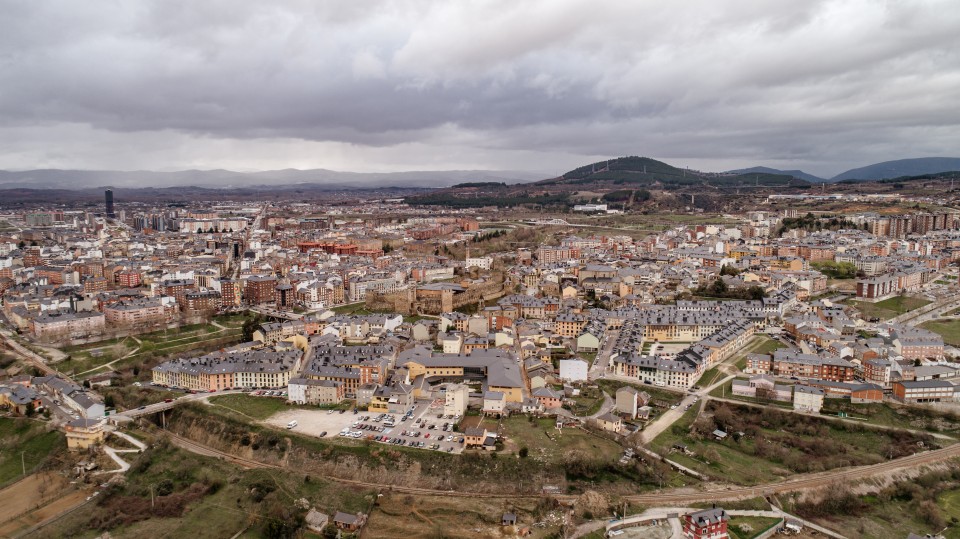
[[105, 189, 115, 218]]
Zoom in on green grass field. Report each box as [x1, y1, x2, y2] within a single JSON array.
[[207, 394, 300, 420], [0, 419, 65, 486], [850, 295, 931, 321], [920, 319, 960, 346], [727, 516, 782, 539]]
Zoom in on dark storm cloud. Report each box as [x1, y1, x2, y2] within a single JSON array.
[[0, 0, 958, 174]]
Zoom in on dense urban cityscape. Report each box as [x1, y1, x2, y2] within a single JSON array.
[[0, 170, 958, 538], [3, 1, 960, 538]]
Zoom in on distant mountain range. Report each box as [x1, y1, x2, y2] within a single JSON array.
[[731, 157, 960, 183], [1, 156, 957, 192], [829, 157, 960, 182], [0, 168, 548, 190]]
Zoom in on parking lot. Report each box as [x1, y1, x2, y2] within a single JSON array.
[[264, 398, 465, 454]]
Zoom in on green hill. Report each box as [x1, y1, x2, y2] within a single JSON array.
[[541, 156, 809, 189]]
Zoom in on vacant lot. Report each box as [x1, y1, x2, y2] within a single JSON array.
[[208, 394, 300, 421], [920, 318, 960, 346], [500, 416, 621, 461], [850, 295, 931, 321], [650, 401, 935, 485]]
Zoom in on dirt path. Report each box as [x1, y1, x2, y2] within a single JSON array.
[[411, 507, 435, 526]]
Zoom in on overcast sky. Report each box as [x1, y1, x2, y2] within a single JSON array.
[[1, 0, 958, 178]]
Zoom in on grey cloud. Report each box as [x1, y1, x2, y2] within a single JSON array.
[[0, 0, 957, 175]]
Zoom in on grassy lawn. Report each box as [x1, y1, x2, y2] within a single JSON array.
[[0, 419, 65, 486], [752, 337, 785, 355], [940, 488, 960, 526], [697, 367, 725, 387], [207, 394, 302, 421], [850, 295, 931, 321], [919, 318, 960, 346], [727, 516, 782, 539], [650, 401, 936, 486]]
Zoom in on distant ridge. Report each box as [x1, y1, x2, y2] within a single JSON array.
[[830, 157, 960, 182], [728, 166, 824, 183], [537, 156, 810, 188], [0, 168, 548, 190]]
